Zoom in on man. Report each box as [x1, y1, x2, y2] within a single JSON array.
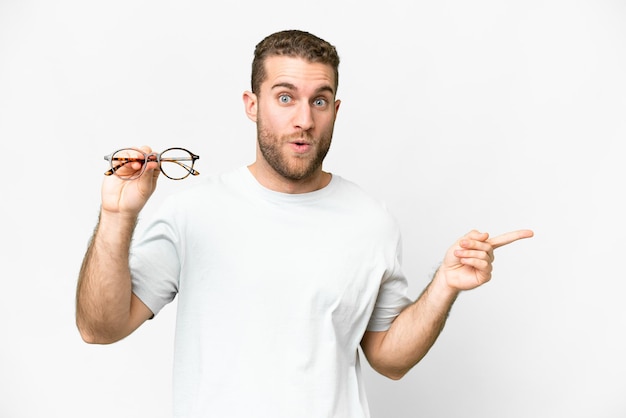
[[76, 29, 533, 417]]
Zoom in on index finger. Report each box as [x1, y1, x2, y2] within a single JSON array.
[[488, 229, 534, 249]]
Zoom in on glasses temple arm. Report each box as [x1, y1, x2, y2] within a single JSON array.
[[103, 157, 145, 176], [161, 158, 200, 175]]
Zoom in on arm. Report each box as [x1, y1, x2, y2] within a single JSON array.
[[75, 147, 160, 344], [361, 229, 534, 380]]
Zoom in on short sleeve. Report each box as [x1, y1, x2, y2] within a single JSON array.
[[129, 200, 181, 316], [366, 235, 412, 332]]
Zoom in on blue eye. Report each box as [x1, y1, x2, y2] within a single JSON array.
[[279, 95, 291, 104], [313, 98, 327, 107]]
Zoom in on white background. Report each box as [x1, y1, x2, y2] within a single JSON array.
[[1, 1, 625, 417]]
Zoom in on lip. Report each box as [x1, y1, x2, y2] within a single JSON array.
[[288, 141, 312, 153]]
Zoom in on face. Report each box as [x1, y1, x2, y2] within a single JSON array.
[[244, 56, 341, 183]]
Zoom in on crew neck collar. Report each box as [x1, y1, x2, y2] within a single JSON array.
[[239, 166, 338, 203]]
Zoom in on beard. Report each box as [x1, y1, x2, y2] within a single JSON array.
[[256, 120, 333, 182]]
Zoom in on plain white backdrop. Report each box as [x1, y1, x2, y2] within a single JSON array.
[[1, 0, 624, 417]]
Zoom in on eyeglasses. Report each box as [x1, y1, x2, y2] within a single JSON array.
[[104, 147, 200, 180]]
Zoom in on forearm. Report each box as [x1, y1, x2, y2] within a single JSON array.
[[76, 210, 137, 344], [364, 269, 459, 379], [363, 229, 534, 379]]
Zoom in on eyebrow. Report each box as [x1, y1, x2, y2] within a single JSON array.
[[271, 82, 335, 96]]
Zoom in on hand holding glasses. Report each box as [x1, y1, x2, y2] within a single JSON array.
[[104, 147, 200, 180]]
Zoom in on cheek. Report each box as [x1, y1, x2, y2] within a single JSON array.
[[257, 104, 285, 129], [318, 113, 337, 133]]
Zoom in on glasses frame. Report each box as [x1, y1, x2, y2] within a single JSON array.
[[104, 147, 200, 180]]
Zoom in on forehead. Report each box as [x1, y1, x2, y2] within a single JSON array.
[[262, 55, 336, 94]]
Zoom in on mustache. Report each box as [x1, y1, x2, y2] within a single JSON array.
[[286, 131, 315, 143]]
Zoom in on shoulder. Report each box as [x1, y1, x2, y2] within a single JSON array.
[[152, 167, 248, 219], [332, 175, 393, 212], [329, 175, 401, 231], [167, 166, 247, 199]]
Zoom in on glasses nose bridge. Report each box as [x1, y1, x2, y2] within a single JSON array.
[[146, 152, 159, 162]]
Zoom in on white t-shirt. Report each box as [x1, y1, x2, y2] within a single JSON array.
[[130, 167, 412, 418]]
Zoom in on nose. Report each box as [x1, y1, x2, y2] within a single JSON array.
[[293, 102, 314, 131]]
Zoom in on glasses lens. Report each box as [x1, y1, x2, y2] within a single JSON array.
[[111, 148, 146, 180], [160, 148, 195, 180]]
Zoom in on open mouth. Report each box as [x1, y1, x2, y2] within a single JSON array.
[[289, 137, 311, 145], [289, 141, 311, 153]]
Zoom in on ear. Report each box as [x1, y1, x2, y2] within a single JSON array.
[[334, 99, 341, 121], [243, 91, 258, 122]]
